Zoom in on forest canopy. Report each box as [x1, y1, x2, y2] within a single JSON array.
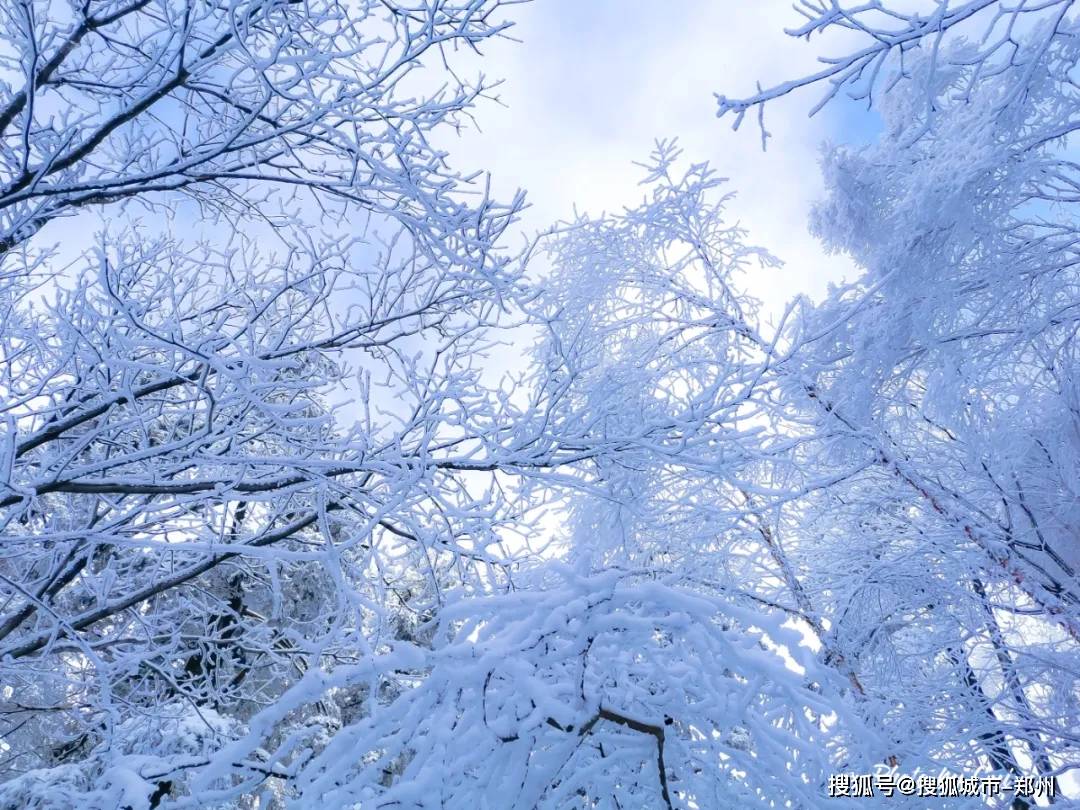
[[0, 1, 1077, 807]]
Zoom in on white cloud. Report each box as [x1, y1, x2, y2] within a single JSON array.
[[444, 0, 864, 318]]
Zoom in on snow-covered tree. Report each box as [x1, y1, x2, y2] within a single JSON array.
[[0, 1, 536, 805], [720, 0, 1080, 798], [6, 0, 1079, 806]]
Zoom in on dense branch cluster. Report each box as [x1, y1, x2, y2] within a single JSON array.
[[0, 1, 1077, 808]]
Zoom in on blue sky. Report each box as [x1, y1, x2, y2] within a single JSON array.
[[40, 0, 880, 323], [446, 0, 882, 317]]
